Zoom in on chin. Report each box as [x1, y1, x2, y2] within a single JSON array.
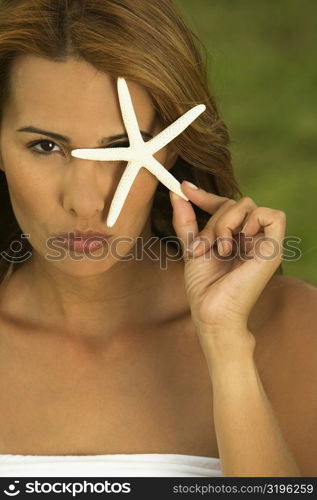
[[48, 253, 117, 277]]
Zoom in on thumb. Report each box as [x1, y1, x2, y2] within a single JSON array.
[[169, 191, 199, 259]]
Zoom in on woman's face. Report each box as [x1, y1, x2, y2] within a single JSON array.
[[0, 55, 176, 275]]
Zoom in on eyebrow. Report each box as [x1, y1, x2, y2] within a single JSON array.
[[16, 126, 153, 146]]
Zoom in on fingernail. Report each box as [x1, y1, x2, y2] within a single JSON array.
[[218, 240, 231, 255], [183, 181, 199, 190], [170, 191, 182, 201], [188, 238, 203, 254], [223, 241, 232, 254]]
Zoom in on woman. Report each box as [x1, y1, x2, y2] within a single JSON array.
[[0, 0, 316, 478]]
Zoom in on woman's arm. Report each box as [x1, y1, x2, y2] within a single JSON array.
[[200, 330, 302, 477], [169, 182, 316, 477]]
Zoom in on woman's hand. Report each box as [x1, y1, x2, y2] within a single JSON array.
[[169, 181, 286, 340]]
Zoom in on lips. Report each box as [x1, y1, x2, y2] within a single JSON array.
[[52, 230, 113, 253], [55, 230, 112, 241]]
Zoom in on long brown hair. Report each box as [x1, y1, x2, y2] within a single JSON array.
[[0, 0, 280, 285]]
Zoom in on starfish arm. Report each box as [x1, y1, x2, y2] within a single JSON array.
[[71, 147, 132, 162], [117, 77, 144, 148], [106, 161, 141, 227], [146, 104, 206, 154], [144, 157, 189, 201]]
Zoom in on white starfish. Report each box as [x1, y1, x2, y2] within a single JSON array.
[[71, 77, 206, 227]]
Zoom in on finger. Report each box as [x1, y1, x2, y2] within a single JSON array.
[[190, 196, 256, 257], [214, 197, 257, 255], [169, 191, 199, 260], [233, 231, 255, 257], [228, 208, 286, 311], [180, 180, 231, 215], [241, 207, 286, 265]]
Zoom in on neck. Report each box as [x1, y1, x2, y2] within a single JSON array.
[[2, 223, 174, 338]]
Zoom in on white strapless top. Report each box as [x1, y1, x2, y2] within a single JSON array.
[[0, 453, 222, 477]]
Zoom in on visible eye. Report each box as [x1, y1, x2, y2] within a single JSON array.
[[28, 139, 63, 155], [109, 141, 130, 148]]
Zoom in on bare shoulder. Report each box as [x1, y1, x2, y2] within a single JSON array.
[[252, 273, 317, 371], [253, 274, 317, 476], [267, 274, 317, 339], [250, 274, 317, 339], [253, 273, 317, 380]]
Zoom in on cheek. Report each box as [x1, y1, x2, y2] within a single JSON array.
[[122, 146, 173, 208], [117, 170, 156, 226], [4, 155, 55, 225]]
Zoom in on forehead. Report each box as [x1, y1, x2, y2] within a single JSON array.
[[6, 54, 156, 135]]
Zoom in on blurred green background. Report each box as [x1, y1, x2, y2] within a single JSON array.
[[174, 0, 317, 285]]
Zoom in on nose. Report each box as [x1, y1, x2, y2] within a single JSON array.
[[62, 159, 110, 219]]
